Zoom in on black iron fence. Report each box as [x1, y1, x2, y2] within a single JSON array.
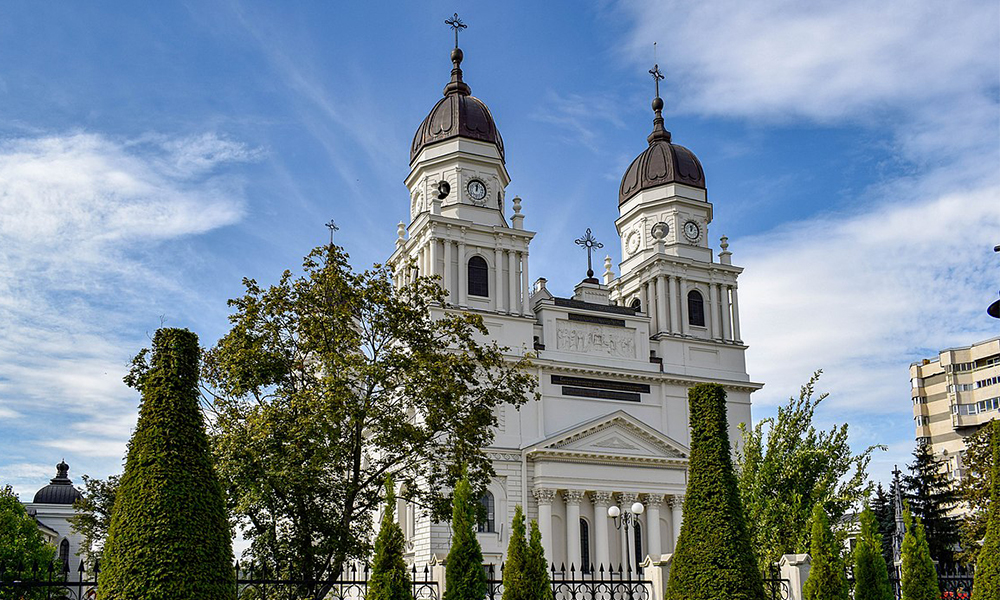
[[763, 563, 791, 600], [485, 563, 652, 600], [846, 562, 975, 600]]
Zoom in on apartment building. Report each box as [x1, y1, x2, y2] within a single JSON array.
[[910, 336, 1000, 483]]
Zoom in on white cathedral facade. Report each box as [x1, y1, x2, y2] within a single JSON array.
[[386, 42, 760, 571]]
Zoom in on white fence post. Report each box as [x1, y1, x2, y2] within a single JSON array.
[[639, 553, 672, 599], [778, 554, 811, 600]]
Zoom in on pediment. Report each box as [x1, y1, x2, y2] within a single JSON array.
[[529, 411, 689, 463]]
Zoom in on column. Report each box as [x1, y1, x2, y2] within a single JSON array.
[[669, 276, 681, 335], [429, 237, 438, 279], [564, 490, 585, 570], [521, 250, 531, 314], [508, 250, 519, 316], [709, 283, 721, 340], [642, 282, 654, 331], [670, 495, 684, 550], [731, 286, 742, 342], [533, 488, 557, 569], [620, 492, 639, 571], [721, 284, 732, 341], [655, 276, 668, 336], [679, 278, 689, 336], [645, 494, 664, 560], [443, 240, 453, 302], [457, 242, 468, 307], [494, 247, 505, 312], [591, 491, 613, 570]]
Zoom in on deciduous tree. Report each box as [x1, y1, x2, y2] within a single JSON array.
[[202, 246, 537, 600], [737, 372, 881, 571], [959, 418, 997, 564], [68, 474, 119, 570], [0, 485, 57, 600], [972, 420, 1000, 600]]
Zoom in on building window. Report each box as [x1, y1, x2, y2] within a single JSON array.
[[468, 256, 489, 297], [630, 298, 641, 311], [478, 491, 495, 533], [580, 518, 591, 572], [687, 290, 705, 327], [59, 539, 69, 571]]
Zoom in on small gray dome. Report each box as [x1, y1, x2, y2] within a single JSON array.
[[32, 461, 82, 505], [410, 47, 504, 164], [619, 98, 705, 205]]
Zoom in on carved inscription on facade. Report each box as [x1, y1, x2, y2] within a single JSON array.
[[555, 320, 636, 358]]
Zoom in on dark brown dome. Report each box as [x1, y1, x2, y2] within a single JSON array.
[[410, 48, 504, 164], [619, 99, 705, 205], [32, 461, 82, 505]]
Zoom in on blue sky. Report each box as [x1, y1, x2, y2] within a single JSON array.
[[1, 1, 998, 498]]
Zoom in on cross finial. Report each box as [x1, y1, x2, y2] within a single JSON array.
[[649, 64, 664, 99], [325, 219, 339, 246], [574, 228, 604, 279], [445, 13, 467, 49]]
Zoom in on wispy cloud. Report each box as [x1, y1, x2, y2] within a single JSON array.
[[531, 90, 628, 152], [0, 131, 259, 494]]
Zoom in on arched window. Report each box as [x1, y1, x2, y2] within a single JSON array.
[[629, 298, 641, 311], [633, 522, 643, 572], [580, 518, 591, 572], [468, 256, 489, 297], [687, 290, 705, 327], [478, 491, 495, 533], [59, 539, 70, 571]]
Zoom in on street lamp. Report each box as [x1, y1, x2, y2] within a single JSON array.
[[608, 501, 645, 577], [989, 245, 1000, 319]]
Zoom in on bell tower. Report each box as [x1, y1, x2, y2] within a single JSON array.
[[389, 17, 534, 318]]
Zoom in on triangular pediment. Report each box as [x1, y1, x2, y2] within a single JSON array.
[[528, 411, 689, 463]]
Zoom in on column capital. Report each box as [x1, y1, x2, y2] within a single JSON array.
[[645, 493, 666, 507], [668, 494, 685, 508], [533, 487, 557, 506], [563, 489, 587, 505], [619, 492, 640, 506], [590, 491, 614, 505]]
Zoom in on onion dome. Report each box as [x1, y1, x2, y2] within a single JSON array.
[[619, 94, 705, 205], [410, 47, 504, 164], [32, 461, 82, 505]]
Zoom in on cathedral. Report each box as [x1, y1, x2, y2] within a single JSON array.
[[386, 34, 760, 571]]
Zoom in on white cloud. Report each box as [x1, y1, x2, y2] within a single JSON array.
[[0, 131, 258, 481]]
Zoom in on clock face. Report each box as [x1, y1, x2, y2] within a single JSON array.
[[626, 230, 641, 255], [467, 179, 487, 203], [683, 220, 700, 242]]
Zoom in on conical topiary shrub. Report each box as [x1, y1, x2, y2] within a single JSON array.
[[972, 420, 1000, 600], [443, 474, 486, 600], [526, 519, 553, 600], [803, 503, 849, 600], [854, 506, 893, 600], [666, 383, 765, 600], [369, 476, 410, 600], [98, 328, 234, 600], [501, 504, 529, 600], [900, 509, 938, 600]]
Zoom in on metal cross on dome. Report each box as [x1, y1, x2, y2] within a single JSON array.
[[649, 63, 665, 98], [325, 219, 339, 246], [575, 228, 604, 279], [445, 13, 467, 49]]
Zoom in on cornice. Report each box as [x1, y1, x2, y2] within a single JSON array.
[[531, 358, 763, 393]]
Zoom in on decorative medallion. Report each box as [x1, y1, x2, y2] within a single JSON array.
[[683, 220, 701, 242]]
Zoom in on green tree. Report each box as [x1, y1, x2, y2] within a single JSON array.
[[900, 510, 938, 600], [737, 372, 881, 570], [443, 475, 487, 600], [203, 246, 537, 599], [854, 507, 893, 600], [903, 442, 960, 563], [871, 483, 896, 568], [0, 486, 57, 600], [501, 505, 529, 600], [959, 419, 997, 564], [802, 504, 849, 600], [666, 383, 764, 600], [972, 420, 1000, 600], [525, 519, 553, 600], [68, 474, 119, 570], [369, 476, 410, 600], [98, 328, 234, 600]]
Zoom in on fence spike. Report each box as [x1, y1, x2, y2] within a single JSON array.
[[559, 562, 566, 575], [570, 562, 575, 574]]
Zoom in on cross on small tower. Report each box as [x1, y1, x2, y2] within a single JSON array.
[[325, 219, 339, 246], [649, 63, 665, 99], [445, 13, 467, 49], [575, 228, 604, 280]]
